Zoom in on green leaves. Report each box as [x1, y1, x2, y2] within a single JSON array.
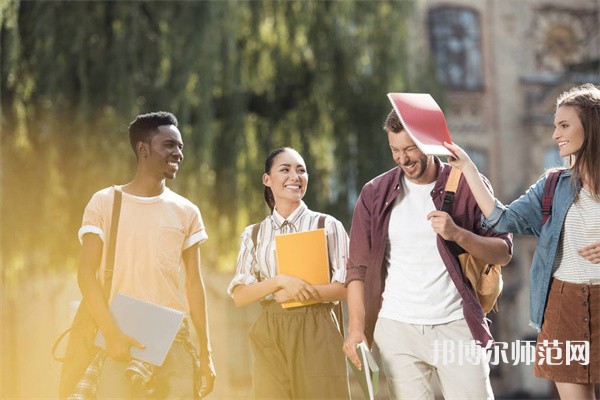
[[1, 0, 433, 278]]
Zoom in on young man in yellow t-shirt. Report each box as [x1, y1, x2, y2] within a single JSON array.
[[76, 111, 215, 398]]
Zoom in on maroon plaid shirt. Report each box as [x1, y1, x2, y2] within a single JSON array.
[[345, 159, 512, 346]]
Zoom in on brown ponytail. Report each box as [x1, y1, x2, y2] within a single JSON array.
[[263, 147, 289, 212]]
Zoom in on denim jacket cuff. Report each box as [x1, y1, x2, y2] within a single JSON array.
[[481, 199, 505, 229]]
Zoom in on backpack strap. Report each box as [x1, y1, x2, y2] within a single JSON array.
[[249, 223, 261, 281], [250, 222, 261, 249], [441, 167, 465, 255], [442, 167, 462, 213], [445, 166, 462, 193], [317, 215, 326, 229], [541, 171, 561, 226], [316, 215, 334, 279]]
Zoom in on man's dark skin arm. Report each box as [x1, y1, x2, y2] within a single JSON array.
[[182, 243, 216, 398], [77, 234, 143, 361]]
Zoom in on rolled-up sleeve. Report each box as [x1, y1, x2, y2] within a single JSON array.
[[184, 206, 208, 249], [481, 199, 509, 229], [325, 218, 349, 284], [227, 227, 258, 297], [78, 191, 106, 244], [345, 186, 372, 285], [481, 177, 546, 237]]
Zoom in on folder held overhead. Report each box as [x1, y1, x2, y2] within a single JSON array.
[[387, 92, 454, 156], [275, 228, 329, 308]]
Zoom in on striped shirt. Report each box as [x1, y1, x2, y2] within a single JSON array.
[[227, 201, 349, 297], [553, 188, 600, 284]]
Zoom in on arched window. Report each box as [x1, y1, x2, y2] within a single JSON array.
[[428, 6, 483, 90]]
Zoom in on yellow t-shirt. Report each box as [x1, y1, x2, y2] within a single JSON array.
[[78, 186, 208, 312]]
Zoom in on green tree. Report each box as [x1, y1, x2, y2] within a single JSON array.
[[1, 1, 440, 394]]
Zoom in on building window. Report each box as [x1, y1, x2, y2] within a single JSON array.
[[543, 147, 564, 169], [428, 6, 483, 90], [463, 146, 489, 177]]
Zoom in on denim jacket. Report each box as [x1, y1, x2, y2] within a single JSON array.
[[482, 169, 579, 331]]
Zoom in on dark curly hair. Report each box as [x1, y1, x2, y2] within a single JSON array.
[[128, 111, 178, 158]]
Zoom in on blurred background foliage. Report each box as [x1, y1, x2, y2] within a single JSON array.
[[0, 0, 441, 287]]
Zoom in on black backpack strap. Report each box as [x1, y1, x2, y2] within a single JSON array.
[[541, 171, 561, 226], [441, 169, 466, 256]]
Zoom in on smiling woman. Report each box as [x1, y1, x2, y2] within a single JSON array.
[[553, 105, 585, 158], [446, 84, 600, 400], [227, 147, 351, 399], [261, 148, 308, 217]]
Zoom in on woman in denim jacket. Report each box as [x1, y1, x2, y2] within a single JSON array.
[[445, 84, 600, 399]]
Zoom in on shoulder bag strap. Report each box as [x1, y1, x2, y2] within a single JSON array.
[[541, 171, 561, 226], [51, 186, 122, 362], [441, 167, 465, 255], [103, 186, 123, 299], [442, 166, 462, 213]]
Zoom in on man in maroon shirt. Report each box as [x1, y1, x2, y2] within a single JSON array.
[[343, 110, 512, 399]]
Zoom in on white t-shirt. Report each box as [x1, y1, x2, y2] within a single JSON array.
[[78, 186, 208, 312], [379, 178, 463, 324]]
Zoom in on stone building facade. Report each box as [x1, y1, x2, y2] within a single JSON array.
[[408, 0, 599, 397]]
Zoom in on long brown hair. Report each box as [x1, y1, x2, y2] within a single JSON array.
[[556, 83, 600, 199]]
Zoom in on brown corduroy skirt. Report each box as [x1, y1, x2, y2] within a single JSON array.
[[534, 278, 600, 384]]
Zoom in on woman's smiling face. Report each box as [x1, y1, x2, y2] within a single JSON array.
[[262, 149, 308, 208], [553, 105, 585, 158]]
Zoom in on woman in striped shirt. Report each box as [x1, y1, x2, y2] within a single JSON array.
[[445, 84, 600, 399], [227, 147, 350, 399]]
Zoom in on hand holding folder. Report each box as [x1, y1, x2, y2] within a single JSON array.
[[275, 228, 330, 308], [348, 341, 379, 400]]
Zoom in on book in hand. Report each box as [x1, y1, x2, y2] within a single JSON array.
[[275, 228, 329, 308], [387, 92, 454, 156], [94, 293, 184, 366], [348, 341, 379, 400]]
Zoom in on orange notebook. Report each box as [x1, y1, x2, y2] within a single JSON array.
[[275, 228, 330, 308], [387, 92, 454, 156]]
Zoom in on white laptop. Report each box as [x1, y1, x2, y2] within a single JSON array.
[[94, 293, 185, 366]]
